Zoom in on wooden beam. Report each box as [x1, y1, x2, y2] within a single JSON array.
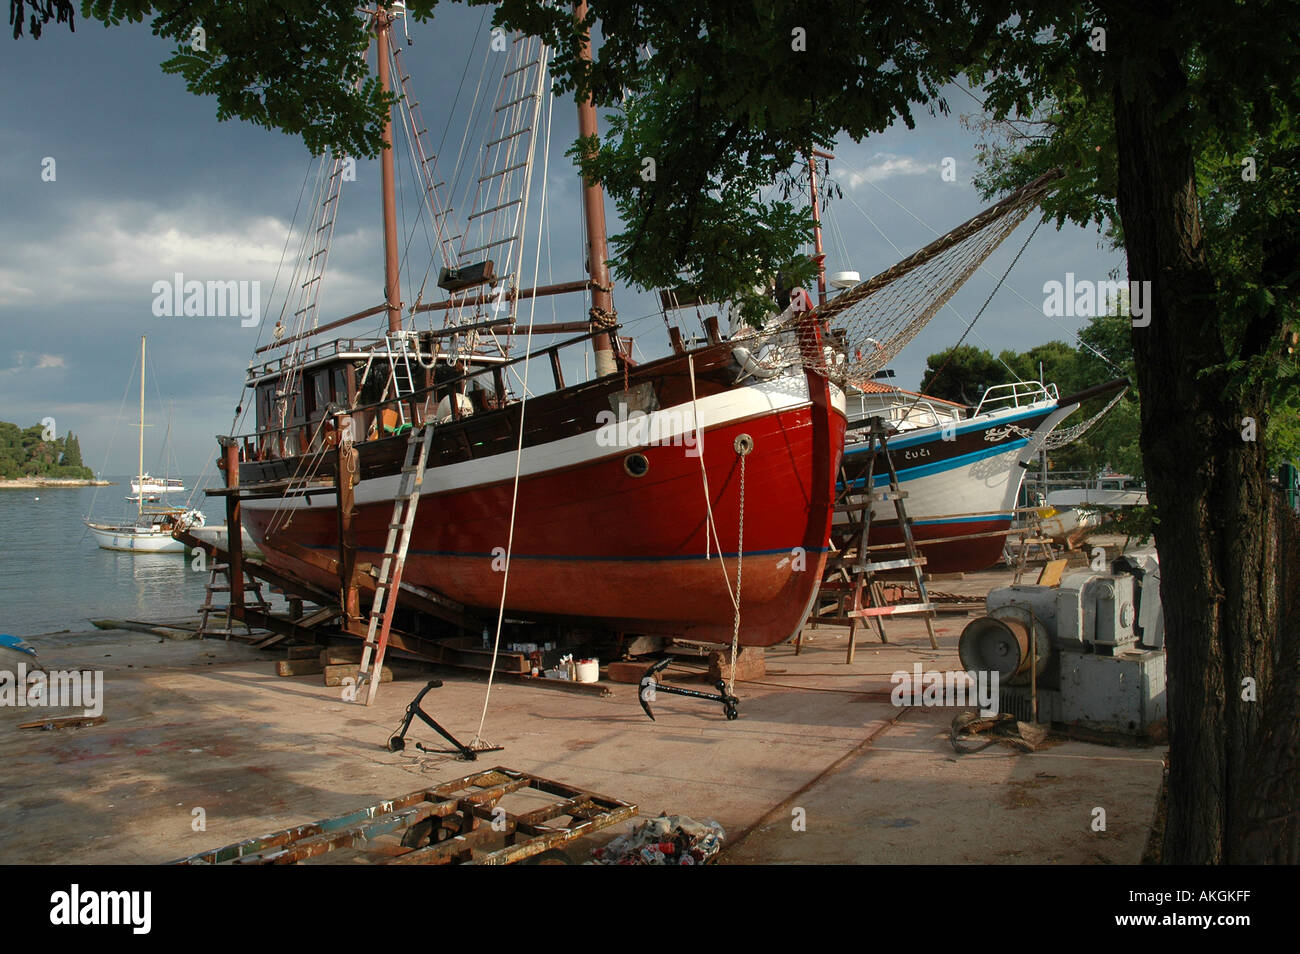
[[222, 439, 245, 617], [336, 415, 360, 624], [703, 315, 721, 344], [254, 304, 387, 354], [414, 279, 590, 314]]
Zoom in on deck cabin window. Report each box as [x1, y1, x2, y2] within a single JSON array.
[[332, 366, 350, 408], [305, 370, 330, 420]]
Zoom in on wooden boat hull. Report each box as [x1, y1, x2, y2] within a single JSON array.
[[241, 348, 845, 647], [189, 524, 263, 558], [838, 401, 1078, 573]]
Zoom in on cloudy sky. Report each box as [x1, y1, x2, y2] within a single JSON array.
[[0, 5, 1122, 479]]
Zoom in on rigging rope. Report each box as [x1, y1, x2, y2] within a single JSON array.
[[832, 180, 1026, 385], [471, 58, 555, 749], [1008, 385, 1129, 451], [849, 161, 1125, 379], [776, 169, 1063, 388], [905, 216, 1044, 415], [686, 353, 746, 693]]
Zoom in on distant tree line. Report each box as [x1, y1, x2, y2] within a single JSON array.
[[0, 421, 92, 479], [917, 313, 1143, 479]]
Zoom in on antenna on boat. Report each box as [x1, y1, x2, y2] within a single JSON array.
[[573, 1, 619, 377]]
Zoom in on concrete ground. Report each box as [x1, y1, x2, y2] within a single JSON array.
[[0, 563, 1164, 865]]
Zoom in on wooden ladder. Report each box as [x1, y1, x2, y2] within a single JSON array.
[[826, 418, 939, 661], [197, 560, 271, 640], [355, 423, 436, 705]]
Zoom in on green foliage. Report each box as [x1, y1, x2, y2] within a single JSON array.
[[0, 421, 92, 479], [9, 0, 75, 38], [62, 430, 84, 468], [917, 344, 1006, 405], [569, 82, 818, 325], [963, 3, 1300, 469], [18, 2, 390, 156], [484, 0, 991, 318], [919, 313, 1141, 477]]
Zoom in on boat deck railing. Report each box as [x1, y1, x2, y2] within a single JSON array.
[[237, 325, 624, 460], [973, 380, 1059, 417]]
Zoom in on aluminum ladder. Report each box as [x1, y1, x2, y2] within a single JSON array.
[[384, 333, 419, 425], [355, 423, 436, 705]]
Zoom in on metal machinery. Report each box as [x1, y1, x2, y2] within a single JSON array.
[[958, 552, 1166, 734]]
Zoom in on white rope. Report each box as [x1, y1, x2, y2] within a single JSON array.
[[687, 353, 747, 694], [471, 67, 554, 749], [688, 354, 737, 609]]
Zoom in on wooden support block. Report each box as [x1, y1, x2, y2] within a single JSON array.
[[277, 658, 324, 677], [323, 663, 392, 687], [606, 660, 652, 684], [707, 647, 765, 683], [320, 646, 365, 666], [1035, 559, 1069, 588], [286, 645, 318, 660]]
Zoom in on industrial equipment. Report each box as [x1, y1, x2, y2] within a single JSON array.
[[958, 551, 1165, 735]]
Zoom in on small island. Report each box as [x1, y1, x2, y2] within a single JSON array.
[[0, 421, 111, 487]]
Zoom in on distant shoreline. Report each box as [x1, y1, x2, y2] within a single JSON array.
[[0, 478, 114, 489]]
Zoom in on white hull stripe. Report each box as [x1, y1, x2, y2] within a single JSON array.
[[250, 374, 846, 511]]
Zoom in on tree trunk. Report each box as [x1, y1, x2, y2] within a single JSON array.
[[1109, 7, 1294, 863]]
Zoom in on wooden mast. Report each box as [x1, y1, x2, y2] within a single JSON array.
[[573, 1, 618, 377], [376, 7, 403, 334], [808, 150, 833, 308], [138, 335, 145, 519]]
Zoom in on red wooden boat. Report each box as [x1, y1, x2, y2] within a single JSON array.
[[220, 8, 846, 649], [240, 338, 845, 647]]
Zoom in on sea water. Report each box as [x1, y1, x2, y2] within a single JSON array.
[[0, 477, 244, 637]]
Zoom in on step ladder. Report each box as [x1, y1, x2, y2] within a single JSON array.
[[1010, 511, 1059, 584], [355, 423, 437, 705], [822, 418, 939, 661], [197, 561, 272, 640]]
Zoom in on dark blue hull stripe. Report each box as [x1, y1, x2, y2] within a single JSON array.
[[293, 542, 830, 562], [841, 439, 1030, 489]]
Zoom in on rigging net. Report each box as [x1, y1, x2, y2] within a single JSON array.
[[773, 169, 1064, 388]]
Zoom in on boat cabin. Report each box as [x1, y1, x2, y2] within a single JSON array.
[[243, 333, 509, 462]]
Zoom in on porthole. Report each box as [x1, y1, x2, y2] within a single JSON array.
[[624, 452, 649, 477]]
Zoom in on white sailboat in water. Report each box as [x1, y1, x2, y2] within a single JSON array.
[[86, 336, 204, 553]]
